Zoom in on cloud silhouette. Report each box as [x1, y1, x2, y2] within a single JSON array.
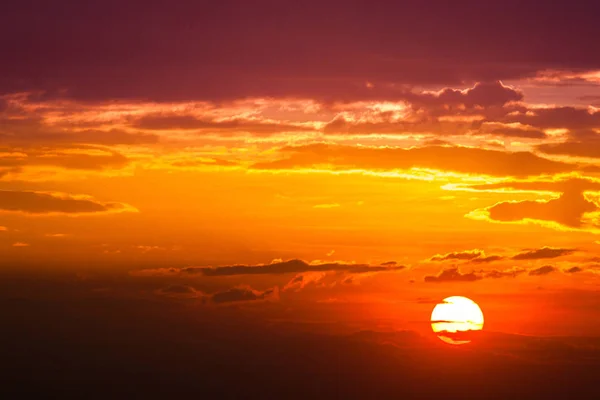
[[429, 250, 483, 262], [155, 284, 203, 299], [424, 267, 481, 283], [471, 190, 599, 229], [484, 268, 526, 279], [528, 265, 556, 276], [425, 266, 529, 282], [211, 286, 279, 304], [512, 247, 577, 260], [428, 249, 503, 263], [0, 190, 136, 215], [564, 266, 583, 273], [471, 255, 505, 263], [176, 259, 405, 277]]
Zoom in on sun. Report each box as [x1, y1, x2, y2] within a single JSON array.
[[430, 296, 484, 345]]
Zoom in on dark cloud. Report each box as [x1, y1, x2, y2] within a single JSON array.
[[426, 250, 501, 264], [483, 268, 526, 279], [0, 146, 129, 171], [429, 250, 483, 262], [0, 190, 135, 215], [2, 1, 600, 102], [380, 261, 397, 266], [181, 259, 405, 277], [512, 247, 577, 260], [506, 107, 600, 130], [0, 117, 159, 146], [155, 283, 279, 304], [484, 190, 598, 228], [537, 136, 600, 159], [424, 267, 481, 283], [424, 266, 528, 282], [155, 284, 203, 299], [211, 286, 278, 304], [528, 265, 556, 276], [471, 255, 505, 263], [410, 81, 523, 108], [565, 266, 584, 273], [132, 114, 311, 135], [253, 144, 581, 178], [483, 126, 547, 139]]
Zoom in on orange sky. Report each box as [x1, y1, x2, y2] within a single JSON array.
[[2, 1, 600, 345], [2, 79, 600, 337]]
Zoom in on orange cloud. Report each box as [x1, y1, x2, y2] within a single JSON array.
[[461, 178, 600, 231], [476, 192, 597, 229], [254, 144, 582, 178]]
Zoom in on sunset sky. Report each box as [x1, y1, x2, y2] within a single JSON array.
[[2, 1, 600, 397]]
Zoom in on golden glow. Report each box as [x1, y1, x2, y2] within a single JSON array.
[[431, 296, 484, 345]]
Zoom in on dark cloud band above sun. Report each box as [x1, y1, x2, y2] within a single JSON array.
[[2, 1, 600, 102]]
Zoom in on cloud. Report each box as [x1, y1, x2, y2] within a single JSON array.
[[380, 261, 397, 266], [155, 284, 204, 299], [253, 144, 581, 178], [409, 81, 523, 108], [427, 249, 503, 263], [0, 190, 137, 215], [475, 121, 547, 139], [528, 265, 556, 276], [424, 266, 529, 282], [505, 107, 600, 130], [471, 255, 505, 263], [467, 183, 600, 230], [178, 259, 405, 277], [483, 267, 526, 279], [0, 145, 130, 171], [512, 247, 577, 260], [564, 266, 583, 273], [424, 267, 481, 283], [0, 116, 159, 146], [12, 242, 30, 247], [537, 135, 600, 159], [429, 249, 483, 262], [155, 283, 279, 304], [283, 272, 329, 292], [132, 113, 312, 135], [211, 285, 279, 304], [4, 2, 600, 103]]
